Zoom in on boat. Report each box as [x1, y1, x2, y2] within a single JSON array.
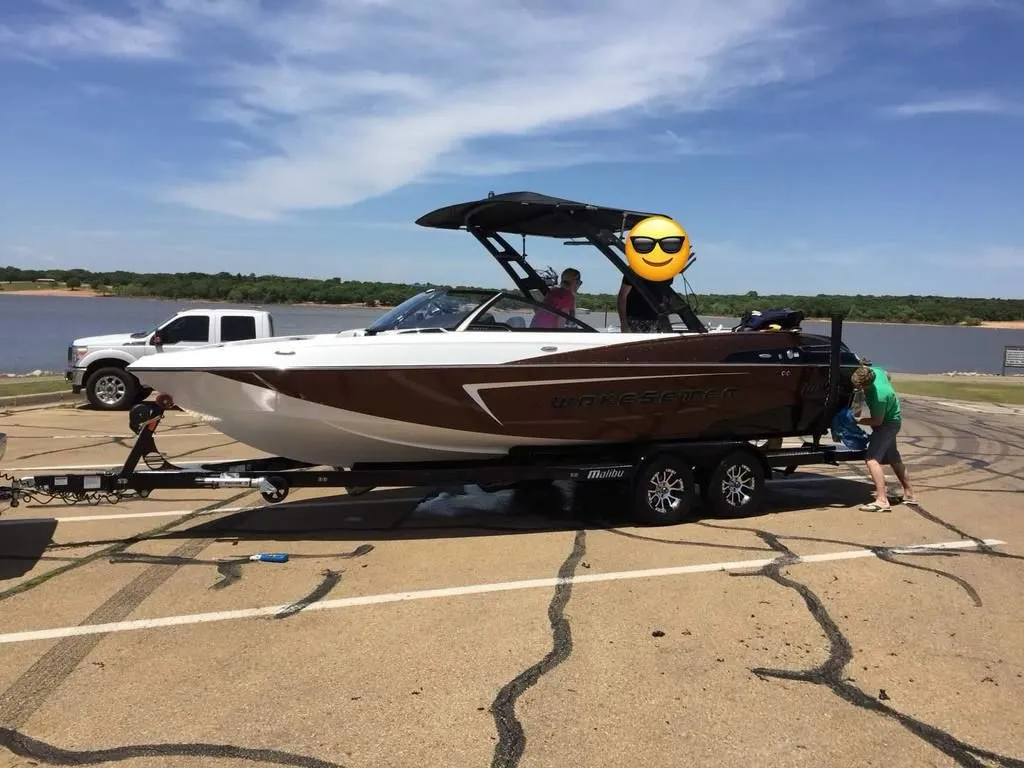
[[126, 191, 862, 469]]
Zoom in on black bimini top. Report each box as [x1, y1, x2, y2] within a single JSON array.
[[415, 191, 667, 239]]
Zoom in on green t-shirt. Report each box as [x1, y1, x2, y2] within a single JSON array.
[[864, 366, 901, 423]]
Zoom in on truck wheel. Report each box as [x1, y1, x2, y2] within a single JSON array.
[[704, 449, 766, 518], [85, 366, 138, 411], [631, 453, 697, 526]]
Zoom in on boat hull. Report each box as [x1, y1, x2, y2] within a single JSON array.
[[129, 330, 857, 468], [132, 368, 599, 467]]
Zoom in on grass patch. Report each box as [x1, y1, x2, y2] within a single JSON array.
[[897, 379, 1024, 405], [0, 376, 68, 397]]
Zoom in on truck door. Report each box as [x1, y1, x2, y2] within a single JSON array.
[[152, 314, 212, 351], [219, 314, 258, 342]]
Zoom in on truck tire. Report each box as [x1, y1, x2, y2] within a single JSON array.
[[85, 366, 139, 411]]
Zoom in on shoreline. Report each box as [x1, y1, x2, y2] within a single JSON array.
[[1, 287, 109, 298], [3, 288, 1022, 329], [802, 316, 1024, 330]]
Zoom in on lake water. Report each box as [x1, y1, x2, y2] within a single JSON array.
[[1, 293, 1021, 375]]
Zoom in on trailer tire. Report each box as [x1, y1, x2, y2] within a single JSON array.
[[704, 449, 766, 518], [85, 366, 139, 411], [631, 453, 697, 526]]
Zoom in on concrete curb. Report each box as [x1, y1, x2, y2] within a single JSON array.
[[0, 390, 84, 410]]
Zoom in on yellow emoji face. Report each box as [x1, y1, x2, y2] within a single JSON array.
[[624, 216, 690, 281]]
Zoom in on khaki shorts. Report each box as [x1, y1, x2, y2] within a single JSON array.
[[866, 420, 902, 465]]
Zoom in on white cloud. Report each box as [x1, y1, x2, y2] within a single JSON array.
[[882, 93, 1024, 117], [8, 0, 811, 220], [153, 0, 829, 220], [0, 5, 179, 59], [4, 0, 1008, 223], [936, 246, 1024, 269]]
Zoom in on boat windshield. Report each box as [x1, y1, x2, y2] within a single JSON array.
[[363, 287, 597, 333], [364, 289, 497, 333]]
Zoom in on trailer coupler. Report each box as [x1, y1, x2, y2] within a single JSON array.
[[0, 398, 320, 510]]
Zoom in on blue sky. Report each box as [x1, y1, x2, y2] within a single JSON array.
[[1, 0, 1022, 299]]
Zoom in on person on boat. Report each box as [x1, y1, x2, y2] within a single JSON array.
[[617, 273, 674, 332], [530, 267, 582, 328], [851, 364, 919, 512]]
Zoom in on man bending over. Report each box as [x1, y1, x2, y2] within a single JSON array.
[[851, 364, 919, 512]]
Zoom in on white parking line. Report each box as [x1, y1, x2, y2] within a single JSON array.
[[776, 473, 865, 484], [0, 538, 1003, 645], [39, 495, 419, 523], [23, 474, 868, 524]]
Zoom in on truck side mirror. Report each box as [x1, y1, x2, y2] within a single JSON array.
[[151, 332, 163, 346]]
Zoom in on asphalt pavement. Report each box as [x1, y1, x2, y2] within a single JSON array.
[[1, 399, 1022, 768]]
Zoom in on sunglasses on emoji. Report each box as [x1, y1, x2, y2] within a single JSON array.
[[629, 235, 685, 255]]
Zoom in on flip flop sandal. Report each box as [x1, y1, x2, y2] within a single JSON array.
[[860, 502, 892, 512], [889, 494, 921, 506]]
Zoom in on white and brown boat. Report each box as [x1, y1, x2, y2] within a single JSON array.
[[127, 191, 863, 470]]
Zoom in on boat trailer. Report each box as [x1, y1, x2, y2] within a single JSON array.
[[1, 314, 867, 525], [0, 406, 865, 527]]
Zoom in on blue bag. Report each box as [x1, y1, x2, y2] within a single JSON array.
[[830, 407, 870, 450]]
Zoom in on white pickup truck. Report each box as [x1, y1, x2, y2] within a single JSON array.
[[66, 307, 276, 410]]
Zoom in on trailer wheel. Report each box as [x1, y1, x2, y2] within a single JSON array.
[[260, 476, 289, 504], [631, 453, 697, 526], [704, 449, 766, 518]]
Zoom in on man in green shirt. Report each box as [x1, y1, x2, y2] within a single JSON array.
[[851, 364, 918, 512]]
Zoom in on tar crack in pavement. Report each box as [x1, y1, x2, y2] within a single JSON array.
[[489, 529, 587, 768]]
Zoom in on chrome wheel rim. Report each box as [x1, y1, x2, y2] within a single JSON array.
[[94, 375, 126, 406], [722, 464, 756, 508], [646, 468, 687, 516]]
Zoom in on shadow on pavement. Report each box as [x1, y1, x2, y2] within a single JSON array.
[[0, 518, 58, 580], [180, 474, 873, 545]]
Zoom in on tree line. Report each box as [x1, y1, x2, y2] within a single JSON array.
[[2, 265, 1022, 326]]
